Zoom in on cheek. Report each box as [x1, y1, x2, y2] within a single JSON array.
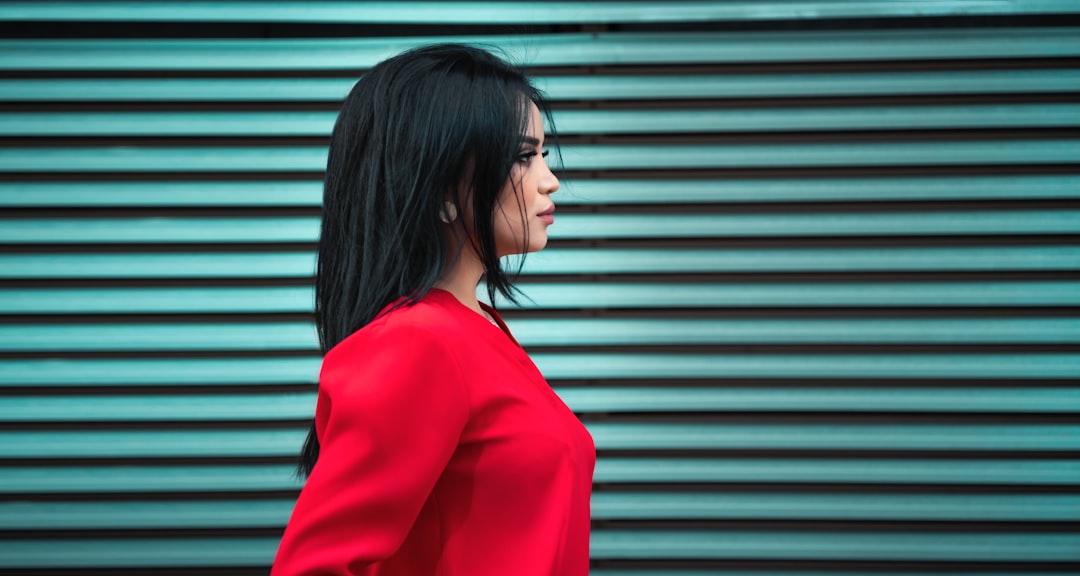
[[493, 172, 550, 255], [490, 180, 523, 252]]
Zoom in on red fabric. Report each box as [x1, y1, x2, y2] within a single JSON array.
[[272, 289, 595, 575]]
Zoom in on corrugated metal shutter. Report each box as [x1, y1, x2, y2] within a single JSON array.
[[2, 2, 1079, 573]]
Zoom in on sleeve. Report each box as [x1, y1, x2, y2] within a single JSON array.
[[271, 322, 470, 575]]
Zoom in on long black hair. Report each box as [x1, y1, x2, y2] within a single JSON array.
[[298, 43, 558, 478]]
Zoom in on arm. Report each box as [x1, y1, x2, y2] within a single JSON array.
[[271, 322, 470, 575]]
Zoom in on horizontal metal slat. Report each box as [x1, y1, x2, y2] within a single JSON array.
[[536, 211, 1078, 238], [4, 317, 1079, 353], [510, 317, 1080, 345], [2, 424, 1078, 458], [3, 69, 1079, 102], [536, 352, 1080, 380], [537, 69, 1080, 100], [0, 286, 314, 314], [2, 387, 1077, 422], [0, 464, 304, 493], [0, 429, 306, 458], [4, 354, 1080, 386], [0, 253, 318, 279], [1, 29, 1078, 71], [0, 181, 324, 207], [4, 282, 1079, 314], [0, 537, 278, 568], [0, 77, 357, 103], [0, 357, 323, 386], [0, 500, 293, 530], [2, 1, 1075, 23], [2, 140, 1079, 171], [590, 530, 1080, 561], [3, 246, 1080, 280], [4, 211, 1077, 244], [592, 571, 1079, 576], [0, 393, 314, 421], [2, 532, 1080, 567], [6, 175, 1079, 208], [558, 104, 1080, 134], [3, 493, 1077, 531], [3, 459, 1077, 494], [7, 104, 1080, 136], [0, 323, 320, 351], [596, 570, 1080, 574], [0, 217, 320, 244], [589, 423, 1080, 451]]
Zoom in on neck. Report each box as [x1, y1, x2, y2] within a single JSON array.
[[434, 245, 486, 315]]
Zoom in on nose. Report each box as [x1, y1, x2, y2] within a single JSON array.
[[541, 158, 560, 196]]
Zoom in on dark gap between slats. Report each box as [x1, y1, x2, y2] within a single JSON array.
[[4, 198, 1080, 218], [0, 521, 1075, 542], [5, 483, 1077, 501], [588, 558, 1080, 571], [0, 307, 1078, 321], [3, 236, 1078, 253], [3, 309, 1079, 326], [5, 451, 1077, 466], [3, 127, 1079, 146], [0, 569, 272, 576], [3, 93, 1080, 113], [2, 414, 1076, 431], [3, 13, 1079, 37], [589, 519, 1080, 531], [3, 56, 1080, 81], [3, 270, 1078, 288], [0, 21, 563, 40], [593, 449, 1080, 459], [0, 378, 1077, 395], [3, 164, 1079, 182], [2, 343, 1077, 362], [0, 527, 283, 540]]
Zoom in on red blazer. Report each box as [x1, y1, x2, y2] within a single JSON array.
[[272, 289, 595, 575]]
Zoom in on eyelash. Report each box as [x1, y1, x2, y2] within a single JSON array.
[[516, 150, 549, 164]]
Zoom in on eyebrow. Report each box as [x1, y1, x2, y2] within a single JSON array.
[[520, 136, 541, 147]]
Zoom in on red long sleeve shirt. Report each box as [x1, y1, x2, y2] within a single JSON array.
[[272, 289, 596, 575]]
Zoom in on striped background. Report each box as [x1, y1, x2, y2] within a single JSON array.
[[1, 2, 1078, 574]]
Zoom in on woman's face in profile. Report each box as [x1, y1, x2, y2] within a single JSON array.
[[492, 102, 560, 257]]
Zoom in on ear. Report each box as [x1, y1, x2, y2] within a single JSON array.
[[439, 201, 459, 224]]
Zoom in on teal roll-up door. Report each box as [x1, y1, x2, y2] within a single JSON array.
[[1, 2, 1079, 573]]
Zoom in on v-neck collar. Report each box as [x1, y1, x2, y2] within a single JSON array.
[[428, 288, 521, 347]]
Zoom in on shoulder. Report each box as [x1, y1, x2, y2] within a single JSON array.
[[316, 293, 476, 415], [322, 291, 473, 370]]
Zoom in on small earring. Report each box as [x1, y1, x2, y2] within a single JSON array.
[[440, 201, 458, 224]]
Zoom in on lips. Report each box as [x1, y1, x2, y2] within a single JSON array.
[[538, 206, 555, 224]]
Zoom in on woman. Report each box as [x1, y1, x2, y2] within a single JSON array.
[[271, 44, 596, 575]]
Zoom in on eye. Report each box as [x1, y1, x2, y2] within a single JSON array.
[[515, 150, 549, 164]]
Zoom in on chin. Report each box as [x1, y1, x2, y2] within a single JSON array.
[[497, 230, 548, 256], [527, 236, 548, 253]]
